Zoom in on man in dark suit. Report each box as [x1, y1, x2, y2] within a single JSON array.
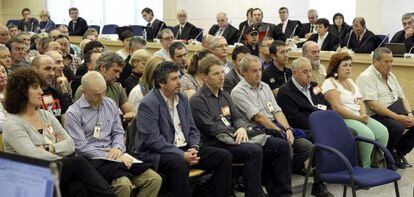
[[209, 12, 240, 45], [276, 57, 333, 197], [249, 8, 285, 42], [307, 18, 340, 51], [67, 7, 88, 36], [343, 17, 379, 53], [277, 7, 302, 39], [141, 7, 166, 40], [298, 9, 318, 39], [223, 45, 250, 93], [132, 61, 232, 197], [390, 13, 414, 53], [239, 8, 253, 33], [172, 10, 199, 41]]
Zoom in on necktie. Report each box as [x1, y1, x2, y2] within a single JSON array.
[[146, 23, 151, 27], [355, 35, 360, 47], [217, 28, 223, 36], [73, 21, 76, 31], [310, 25, 314, 33], [178, 26, 182, 39]]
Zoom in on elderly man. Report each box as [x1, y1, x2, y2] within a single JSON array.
[[356, 47, 414, 168], [202, 34, 214, 51], [191, 55, 292, 197], [172, 10, 198, 41], [302, 41, 326, 85], [343, 17, 378, 53], [277, 7, 302, 38], [133, 61, 232, 197], [141, 7, 166, 40], [65, 71, 162, 197], [0, 45, 12, 71], [276, 57, 333, 197], [223, 45, 250, 93], [74, 51, 136, 122], [262, 40, 292, 96], [6, 38, 30, 72], [298, 9, 319, 39], [169, 42, 188, 76], [258, 37, 274, 68], [31, 55, 72, 123], [307, 18, 340, 51], [211, 36, 234, 74], [248, 8, 285, 42], [153, 28, 174, 61], [390, 13, 414, 53], [231, 54, 313, 183], [0, 25, 10, 45], [68, 7, 88, 36], [18, 8, 39, 32], [208, 12, 239, 45]]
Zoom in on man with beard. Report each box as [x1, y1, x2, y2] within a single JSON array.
[[31, 55, 72, 123], [302, 41, 326, 85], [245, 8, 285, 43]]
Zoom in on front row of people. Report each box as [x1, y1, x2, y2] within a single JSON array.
[[1, 47, 413, 197]]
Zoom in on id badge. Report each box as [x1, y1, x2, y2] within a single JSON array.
[[221, 106, 230, 116], [316, 104, 327, 110], [220, 115, 231, 126], [267, 102, 275, 112], [93, 124, 101, 139]]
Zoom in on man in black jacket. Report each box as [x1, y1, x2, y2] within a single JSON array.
[[209, 12, 239, 45], [172, 10, 199, 41], [390, 13, 414, 53], [277, 7, 302, 39], [141, 7, 166, 40], [68, 7, 88, 36], [343, 17, 379, 53], [249, 8, 285, 43], [307, 18, 340, 51]]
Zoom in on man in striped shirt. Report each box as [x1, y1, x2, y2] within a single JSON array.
[[65, 71, 161, 197]]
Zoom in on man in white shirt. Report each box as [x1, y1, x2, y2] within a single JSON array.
[[153, 29, 174, 61]]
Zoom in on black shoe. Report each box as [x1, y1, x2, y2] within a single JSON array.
[[311, 182, 334, 197], [393, 152, 406, 169], [400, 154, 413, 168]]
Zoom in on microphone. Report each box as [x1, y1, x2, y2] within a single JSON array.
[[194, 28, 204, 41], [50, 162, 62, 197], [237, 25, 246, 44], [156, 22, 165, 39], [346, 30, 353, 48], [409, 46, 414, 54], [289, 24, 299, 39], [377, 33, 390, 49], [264, 25, 270, 37], [403, 45, 414, 59]]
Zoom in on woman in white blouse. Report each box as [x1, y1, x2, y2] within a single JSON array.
[[321, 52, 389, 168]]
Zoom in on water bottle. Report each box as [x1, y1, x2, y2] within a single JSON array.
[[143, 29, 147, 41]]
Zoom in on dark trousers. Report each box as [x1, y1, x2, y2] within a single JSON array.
[[158, 146, 232, 197], [213, 142, 263, 197], [372, 115, 414, 155], [262, 137, 293, 197], [60, 157, 115, 197]]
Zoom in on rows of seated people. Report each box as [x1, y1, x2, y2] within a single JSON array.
[[0, 6, 413, 197]]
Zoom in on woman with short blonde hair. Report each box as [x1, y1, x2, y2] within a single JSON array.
[[39, 9, 55, 33]]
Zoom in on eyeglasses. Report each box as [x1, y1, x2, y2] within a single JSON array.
[[161, 36, 174, 41]]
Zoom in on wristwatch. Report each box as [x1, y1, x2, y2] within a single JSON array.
[[285, 127, 293, 132], [44, 144, 50, 152]]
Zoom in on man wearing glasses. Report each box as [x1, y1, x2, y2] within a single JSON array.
[[154, 29, 174, 61]]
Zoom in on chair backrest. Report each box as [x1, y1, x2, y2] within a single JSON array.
[[309, 110, 358, 173], [102, 24, 118, 34], [89, 25, 101, 34], [6, 19, 21, 27], [130, 25, 144, 36]]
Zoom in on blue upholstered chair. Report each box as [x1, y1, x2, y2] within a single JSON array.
[[102, 24, 118, 34], [89, 25, 101, 34], [303, 110, 401, 197]]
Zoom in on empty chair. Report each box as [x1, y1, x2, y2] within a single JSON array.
[[6, 19, 22, 27], [89, 25, 101, 34], [376, 34, 389, 47], [194, 27, 203, 42], [101, 24, 118, 34], [303, 110, 401, 197], [129, 25, 144, 36]]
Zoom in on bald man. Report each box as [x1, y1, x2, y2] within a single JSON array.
[[208, 12, 240, 45], [0, 25, 10, 45], [172, 10, 199, 40], [65, 71, 162, 197], [32, 55, 72, 123]]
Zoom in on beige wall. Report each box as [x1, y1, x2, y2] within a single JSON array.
[[1, 0, 46, 25]]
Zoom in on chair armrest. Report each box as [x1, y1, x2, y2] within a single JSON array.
[[354, 136, 396, 170], [314, 143, 354, 175]]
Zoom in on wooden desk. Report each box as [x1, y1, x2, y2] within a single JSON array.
[[69, 36, 414, 104]]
